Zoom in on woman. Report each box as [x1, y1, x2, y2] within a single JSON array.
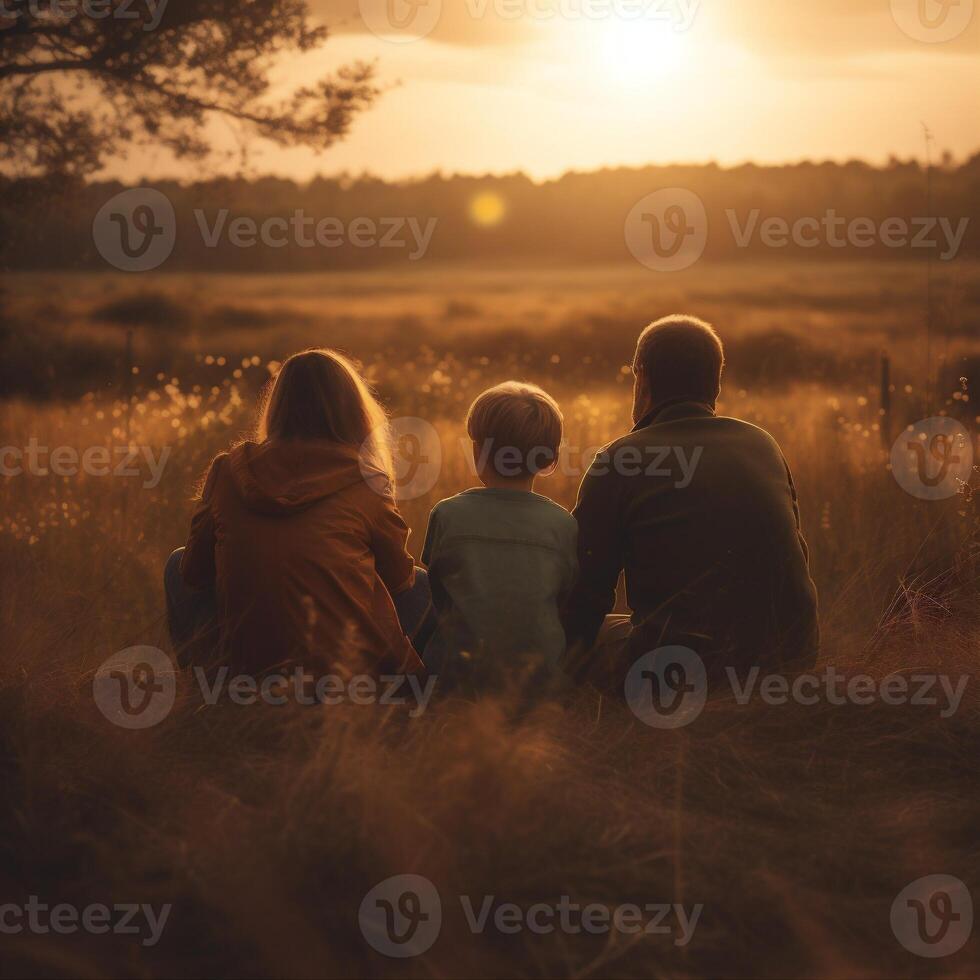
[[164, 348, 431, 677]]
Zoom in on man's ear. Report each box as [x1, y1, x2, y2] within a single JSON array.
[[632, 362, 654, 422]]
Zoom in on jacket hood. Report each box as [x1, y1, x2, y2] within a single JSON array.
[[226, 440, 387, 516]]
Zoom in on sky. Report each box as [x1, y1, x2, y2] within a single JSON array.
[[109, 0, 980, 182]]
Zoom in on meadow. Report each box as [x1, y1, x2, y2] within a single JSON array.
[[1, 259, 979, 978]]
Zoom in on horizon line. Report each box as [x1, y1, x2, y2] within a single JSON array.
[[64, 146, 980, 190]]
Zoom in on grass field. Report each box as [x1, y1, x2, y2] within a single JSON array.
[[1, 260, 979, 978]]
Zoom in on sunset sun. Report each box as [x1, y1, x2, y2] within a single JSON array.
[[598, 18, 690, 85]]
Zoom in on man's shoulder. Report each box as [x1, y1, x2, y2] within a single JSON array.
[[711, 415, 787, 457], [579, 415, 787, 487], [615, 413, 784, 451]]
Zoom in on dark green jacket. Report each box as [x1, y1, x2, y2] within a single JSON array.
[[563, 400, 819, 676]]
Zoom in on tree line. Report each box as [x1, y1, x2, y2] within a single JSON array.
[[4, 153, 979, 271]]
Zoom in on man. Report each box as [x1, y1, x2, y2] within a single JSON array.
[[562, 315, 818, 688]]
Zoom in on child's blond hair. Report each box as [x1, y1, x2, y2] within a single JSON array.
[[466, 382, 563, 478]]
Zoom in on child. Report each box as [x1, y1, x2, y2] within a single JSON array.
[[165, 348, 430, 677], [421, 382, 578, 684]]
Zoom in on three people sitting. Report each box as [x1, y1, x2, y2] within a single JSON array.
[[165, 315, 819, 692]]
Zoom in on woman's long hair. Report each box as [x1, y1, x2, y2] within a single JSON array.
[[256, 349, 393, 482]]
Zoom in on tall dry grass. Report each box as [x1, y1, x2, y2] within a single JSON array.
[[1, 264, 979, 978]]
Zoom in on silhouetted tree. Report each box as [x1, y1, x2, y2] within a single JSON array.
[[0, 0, 378, 176]]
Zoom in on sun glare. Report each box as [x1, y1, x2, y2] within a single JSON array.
[[598, 19, 689, 85]]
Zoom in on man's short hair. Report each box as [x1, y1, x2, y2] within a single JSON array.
[[466, 382, 563, 478], [634, 315, 725, 405]]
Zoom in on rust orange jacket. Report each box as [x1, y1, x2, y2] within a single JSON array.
[[180, 439, 423, 676]]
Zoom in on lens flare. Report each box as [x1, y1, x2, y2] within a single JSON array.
[[469, 192, 507, 227]]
